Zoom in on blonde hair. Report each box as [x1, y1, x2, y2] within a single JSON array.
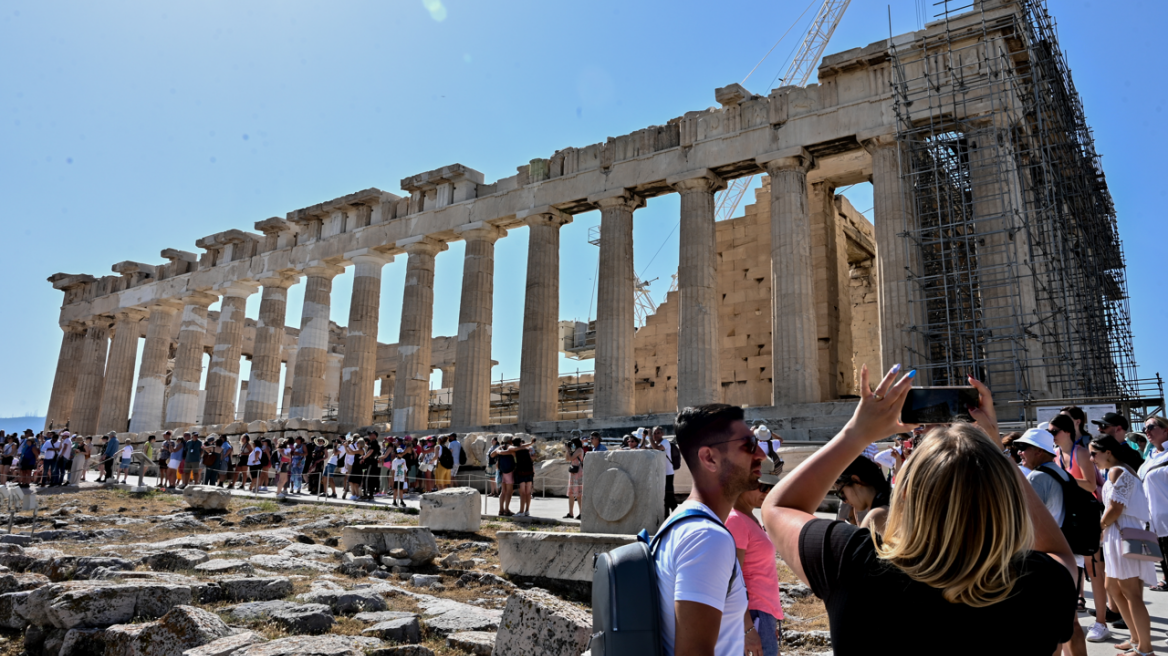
[[1145, 416, 1168, 431], [876, 423, 1034, 607]]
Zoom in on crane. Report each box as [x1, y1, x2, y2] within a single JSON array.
[[714, 0, 852, 222]]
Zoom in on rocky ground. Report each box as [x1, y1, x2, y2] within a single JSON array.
[[0, 488, 830, 656]]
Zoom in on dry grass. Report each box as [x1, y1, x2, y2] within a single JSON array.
[[776, 557, 830, 632]]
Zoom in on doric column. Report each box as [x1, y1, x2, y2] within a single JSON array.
[[338, 250, 394, 432], [763, 150, 820, 405], [71, 318, 112, 435], [437, 365, 455, 390], [451, 223, 506, 428], [865, 135, 925, 379], [288, 263, 344, 420], [590, 190, 644, 418], [280, 345, 298, 419], [129, 302, 181, 432], [165, 292, 218, 429], [244, 273, 300, 422], [96, 308, 148, 434], [202, 281, 258, 425], [324, 352, 343, 411], [393, 237, 448, 432], [44, 323, 87, 431], [517, 208, 572, 424], [669, 171, 725, 409]]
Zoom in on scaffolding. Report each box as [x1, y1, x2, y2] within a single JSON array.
[[888, 0, 1157, 421]]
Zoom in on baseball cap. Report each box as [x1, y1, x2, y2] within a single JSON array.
[[1015, 428, 1057, 456], [1091, 412, 1129, 431]]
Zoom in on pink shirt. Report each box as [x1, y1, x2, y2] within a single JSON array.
[[725, 508, 784, 620]]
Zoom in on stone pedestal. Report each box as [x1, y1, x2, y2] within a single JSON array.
[[245, 273, 299, 423], [339, 526, 439, 565], [419, 487, 481, 532], [71, 319, 112, 436], [166, 293, 218, 429], [129, 303, 180, 433], [289, 264, 344, 420], [97, 309, 148, 435], [44, 324, 86, 431], [579, 450, 665, 535], [592, 191, 643, 418], [494, 590, 591, 656], [671, 171, 724, 409], [517, 209, 572, 425], [203, 283, 258, 425], [338, 251, 393, 432], [497, 531, 636, 582], [451, 224, 505, 428], [393, 237, 447, 433], [765, 152, 820, 404]]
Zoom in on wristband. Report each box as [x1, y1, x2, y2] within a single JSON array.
[[744, 626, 756, 636]]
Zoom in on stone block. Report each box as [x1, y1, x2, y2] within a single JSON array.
[[101, 605, 233, 656], [270, 603, 334, 634], [533, 460, 569, 497], [232, 635, 381, 656], [223, 421, 247, 435], [493, 590, 590, 656], [368, 647, 434, 656], [182, 485, 232, 510], [182, 630, 266, 656], [215, 577, 293, 602], [362, 615, 422, 643], [419, 487, 481, 532], [246, 420, 269, 434], [447, 631, 496, 656], [194, 559, 255, 575], [145, 550, 211, 572], [497, 532, 635, 582], [25, 581, 192, 630], [340, 526, 438, 565], [579, 450, 665, 535]]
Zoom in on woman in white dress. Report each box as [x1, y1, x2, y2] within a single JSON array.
[[1090, 434, 1156, 656]]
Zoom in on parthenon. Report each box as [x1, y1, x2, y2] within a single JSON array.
[[40, 0, 1142, 440]]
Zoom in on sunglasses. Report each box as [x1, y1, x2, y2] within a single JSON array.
[[708, 433, 759, 453], [1145, 424, 1162, 433]]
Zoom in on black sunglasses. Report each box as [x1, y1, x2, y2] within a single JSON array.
[[708, 433, 759, 453]]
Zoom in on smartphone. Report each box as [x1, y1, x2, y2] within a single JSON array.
[[900, 386, 979, 424]]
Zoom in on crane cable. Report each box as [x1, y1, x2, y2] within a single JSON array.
[[741, 0, 820, 85]]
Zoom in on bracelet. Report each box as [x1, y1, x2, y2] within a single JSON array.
[[744, 626, 756, 636]]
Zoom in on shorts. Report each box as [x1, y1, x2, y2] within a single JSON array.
[[20, 459, 35, 472], [501, 472, 514, 485], [324, 463, 336, 477], [394, 481, 406, 490], [249, 464, 262, 478], [514, 473, 534, 485], [119, 458, 131, 471]]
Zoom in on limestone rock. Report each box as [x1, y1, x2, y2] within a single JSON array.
[[215, 577, 293, 602], [246, 421, 269, 434], [532, 460, 570, 497], [783, 630, 832, 650], [277, 543, 338, 561], [447, 631, 496, 656], [579, 450, 665, 535], [497, 531, 635, 582], [368, 647, 434, 656], [195, 559, 255, 575], [100, 605, 233, 656], [411, 574, 441, 588], [26, 581, 192, 630], [420, 488, 481, 532], [231, 634, 381, 656], [362, 615, 421, 643], [0, 572, 50, 593], [332, 590, 388, 615], [146, 550, 211, 572], [494, 589, 590, 656], [249, 554, 336, 572], [224, 600, 302, 622], [270, 603, 335, 634], [415, 596, 502, 635], [340, 526, 438, 565], [353, 610, 416, 623], [0, 590, 32, 629], [182, 630, 266, 656], [182, 486, 233, 510]]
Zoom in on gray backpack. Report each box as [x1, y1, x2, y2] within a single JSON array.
[[590, 509, 737, 656]]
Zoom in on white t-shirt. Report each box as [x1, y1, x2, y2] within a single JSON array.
[[659, 439, 675, 476], [1139, 447, 1168, 536], [122, 445, 133, 459], [247, 448, 262, 466], [654, 501, 749, 656]]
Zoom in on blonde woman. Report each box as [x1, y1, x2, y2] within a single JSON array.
[[764, 368, 1077, 655]]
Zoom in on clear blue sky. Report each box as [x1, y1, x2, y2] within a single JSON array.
[[2, 0, 1164, 419]]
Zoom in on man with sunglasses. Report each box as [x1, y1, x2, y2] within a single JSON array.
[[655, 403, 764, 656], [1138, 417, 1168, 592]]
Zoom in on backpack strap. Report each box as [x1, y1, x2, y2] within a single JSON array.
[[645, 508, 739, 595]]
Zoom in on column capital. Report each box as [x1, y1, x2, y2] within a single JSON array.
[[258, 270, 302, 289], [757, 146, 814, 175], [179, 291, 220, 308], [396, 235, 448, 257], [81, 315, 114, 330], [113, 307, 149, 324], [148, 298, 185, 312], [516, 206, 573, 228], [667, 168, 726, 194], [301, 261, 346, 280], [860, 130, 899, 153], [215, 279, 261, 299], [588, 189, 645, 211], [60, 320, 88, 334], [455, 221, 507, 244], [344, 248, 395, 267]]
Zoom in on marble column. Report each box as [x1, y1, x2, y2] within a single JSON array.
[[765, 151, 820, 405], [280, 345, 298, 419], [517, 208, 572, 425], [96, 308, 148, 434], [244, 273, 299, 423], [451, 223, 506, 428], [393, 237, 447, 433], [338, 251, 393, 432], [438, 365, 455, 390], [44, 323, 87, 431], [288, 263, 344, 420], [71, 318, 112, 435], [165, 292, 218, 429], [670, 171, 725, 409], [129, 302, 180, 433], [865, 136, 925, 378], [592, 191, 643, 418], [202, 282, 258, 425], [324, 352, 343, 412]]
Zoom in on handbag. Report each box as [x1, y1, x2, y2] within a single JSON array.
[[568, 465, 580, 474], [1120, 526, 1163, 562]]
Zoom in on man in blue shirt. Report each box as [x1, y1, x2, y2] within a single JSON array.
[[99, 432, 119, 484], [589, 432, 608, 452]]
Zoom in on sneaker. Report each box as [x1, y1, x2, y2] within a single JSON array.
[[1105, 608, 1123, 623], [1112, 619, 1127, 630], [1086, 622, 1111, 642]]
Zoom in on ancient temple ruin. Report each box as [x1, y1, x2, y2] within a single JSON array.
[[41, 0, 1149, 441]]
